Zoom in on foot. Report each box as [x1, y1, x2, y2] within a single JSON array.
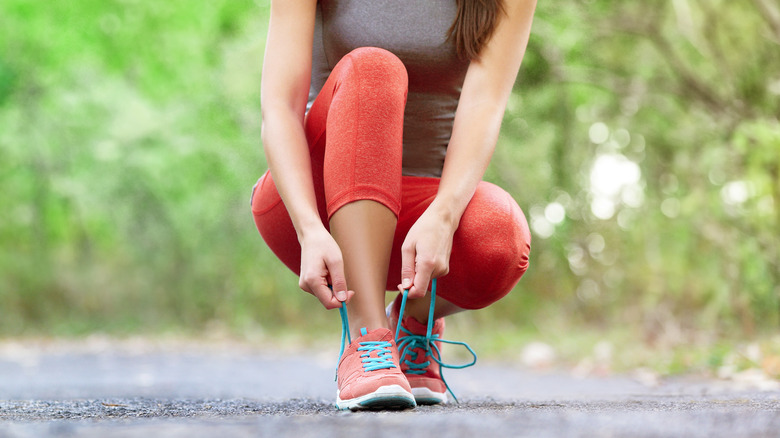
[[336, 327, 416, 411], [387, 297, 448, 405]]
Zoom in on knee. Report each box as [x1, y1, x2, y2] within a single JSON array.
[[470, 212, 530, 295], [346, 47, 406, 77], [343, 47, 408, 97], [455, 183, 531, 306], [492, 209, 531, 286]]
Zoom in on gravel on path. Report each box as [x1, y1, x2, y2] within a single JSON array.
[[1, 338, 779, 438]]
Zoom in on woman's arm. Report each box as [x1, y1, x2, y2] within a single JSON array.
[[261, 0, 352, 309], [400, 0, 538, 297]]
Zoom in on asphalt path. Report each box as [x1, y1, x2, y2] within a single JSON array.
[[1, 338, 779, 437]]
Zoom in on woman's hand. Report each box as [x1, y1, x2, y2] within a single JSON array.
[[299, 226, 355, 309], [398, 204, 458, 299], [261, 0, 343, 309]]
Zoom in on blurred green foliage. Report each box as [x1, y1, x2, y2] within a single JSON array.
[[1, 0, 778, 352]]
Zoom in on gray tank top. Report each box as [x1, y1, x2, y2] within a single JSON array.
[[309, 0, 469, 177]]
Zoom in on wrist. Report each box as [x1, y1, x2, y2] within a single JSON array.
[[427, 198, 461, 232], [295, 216, 327, 244]]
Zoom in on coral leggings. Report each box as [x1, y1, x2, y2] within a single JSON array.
[[251, 47, 531, 310]]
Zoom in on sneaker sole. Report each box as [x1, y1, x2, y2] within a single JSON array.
[[412, 387, 448, 405], [336, 384, 416, 411]]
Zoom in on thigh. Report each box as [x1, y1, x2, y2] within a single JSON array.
[[386, 178, 531, 310]]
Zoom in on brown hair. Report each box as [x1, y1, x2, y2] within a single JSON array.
[[448, 0, 506, 60]]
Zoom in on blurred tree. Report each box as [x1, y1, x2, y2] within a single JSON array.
[[0, 0, 777, 346], [490, 0, 780, 343]]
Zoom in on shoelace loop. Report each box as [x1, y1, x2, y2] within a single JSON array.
[[395, 278, 477, 403]]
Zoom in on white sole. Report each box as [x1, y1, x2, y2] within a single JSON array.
[[336, 384, 416, 411], [412, 387, 448, 405]]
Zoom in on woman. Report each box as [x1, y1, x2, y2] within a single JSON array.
[[252, 0, 535, 410]]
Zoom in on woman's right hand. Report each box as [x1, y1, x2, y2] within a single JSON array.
[[298, 226, 354, 309]]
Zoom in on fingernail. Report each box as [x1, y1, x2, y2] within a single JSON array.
[[402, 278, 411, 288], [336, 290, 347, 301]]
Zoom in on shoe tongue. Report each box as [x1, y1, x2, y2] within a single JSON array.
[[403, 314, 429, 334], [403, 314, 442, 335], [392, 294, 441, 335], [356, 327, 393, 342]]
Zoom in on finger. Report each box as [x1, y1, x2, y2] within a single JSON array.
[[325, 256, 349, 302], [433, 261, 450, 279], [399, 242, 416, 292], [311, 283, 343, 310], [409, 258, 433, 299]]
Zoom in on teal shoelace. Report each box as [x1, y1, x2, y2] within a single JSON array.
[[337, 304, 396, 380], [394, 278, 477, 402], [357, 328, 396, 371]]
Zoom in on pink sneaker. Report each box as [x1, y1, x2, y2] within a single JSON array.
[[386, 295, 449, 405], [336, 327, 416, 411]]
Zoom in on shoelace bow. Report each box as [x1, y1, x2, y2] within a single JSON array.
[[335, 279, 477, 402]]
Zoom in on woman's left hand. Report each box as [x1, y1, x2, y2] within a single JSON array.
[[398, 205, 457, 299]]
